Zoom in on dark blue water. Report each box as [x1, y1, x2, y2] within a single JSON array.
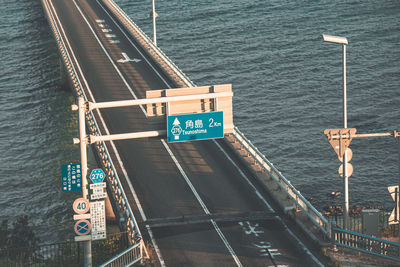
[[0, 0, 399, 241], [0, 0, 97, 242]]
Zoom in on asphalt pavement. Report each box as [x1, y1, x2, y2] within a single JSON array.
[[47, 0, 331, 265]]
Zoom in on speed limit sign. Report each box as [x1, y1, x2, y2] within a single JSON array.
[[73, 198, 90, 214]]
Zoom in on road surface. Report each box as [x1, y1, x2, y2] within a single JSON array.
[[46, 0, 329, 265]]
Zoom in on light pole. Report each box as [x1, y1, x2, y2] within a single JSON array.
[[322, 34, 350, 229], [151, 0, 157, 46]]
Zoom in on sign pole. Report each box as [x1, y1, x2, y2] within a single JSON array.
[[398, 137, 400, 245], [78, 96, 92, 267]]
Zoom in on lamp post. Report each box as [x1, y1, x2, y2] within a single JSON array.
[[151, 0, 157, 46], [322, 34, 350, 229]]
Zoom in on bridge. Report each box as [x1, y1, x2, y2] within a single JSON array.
[[41, 0, 332, 266]]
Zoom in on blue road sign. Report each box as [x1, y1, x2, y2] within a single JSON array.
[[74, 219, 91, 236], [62, 163, 82, 192], [90, 169, 105, 183], [167, 111, 224, 143]]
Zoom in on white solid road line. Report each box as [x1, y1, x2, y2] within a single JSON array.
[[212, 140, 276, 212]]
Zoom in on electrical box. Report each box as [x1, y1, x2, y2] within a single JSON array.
[[362, 209, 380, 236]]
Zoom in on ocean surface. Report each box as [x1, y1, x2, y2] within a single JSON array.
[[0, 0, 399, 242]]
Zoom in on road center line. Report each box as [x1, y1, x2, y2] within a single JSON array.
[[161, 139, 243, 267], [95, 1, 244, 263]]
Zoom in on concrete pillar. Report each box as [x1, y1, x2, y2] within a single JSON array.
[[104, 195, 116, 222]]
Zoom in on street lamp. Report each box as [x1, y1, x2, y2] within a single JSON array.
[[150, 0, 158, 46], [322, 34, 350, 229]]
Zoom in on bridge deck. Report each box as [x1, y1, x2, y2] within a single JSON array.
[[45, 0, 327, 266]]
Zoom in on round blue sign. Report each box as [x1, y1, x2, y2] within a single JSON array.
[[74, 219, 91, 236], [90, 169, 105, 183]]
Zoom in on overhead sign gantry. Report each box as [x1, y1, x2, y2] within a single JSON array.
[[81, 84, 234, 144]]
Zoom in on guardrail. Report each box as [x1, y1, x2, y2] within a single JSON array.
[[333, 226, 400, 262], [99, 242, 142, 267], [40, 0, 145, 261], [104, 0, 329, 240], [231, 127, 330, 237]]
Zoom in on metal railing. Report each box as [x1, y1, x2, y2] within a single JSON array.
[[40, 0, 145, 261], [326, 211, 397, 237], [0, 232, 130, 267], [99, 242, 142, 267], [333, 226, 400, 262]]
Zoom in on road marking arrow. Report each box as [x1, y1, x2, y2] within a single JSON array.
[[117, 52, 141, 63]]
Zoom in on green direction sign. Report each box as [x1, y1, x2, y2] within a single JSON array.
[[167, 111, 224, 143]]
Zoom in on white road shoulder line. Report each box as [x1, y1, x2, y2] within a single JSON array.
[[49, 0, 165, 265], [213, 140, 325, 267]]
